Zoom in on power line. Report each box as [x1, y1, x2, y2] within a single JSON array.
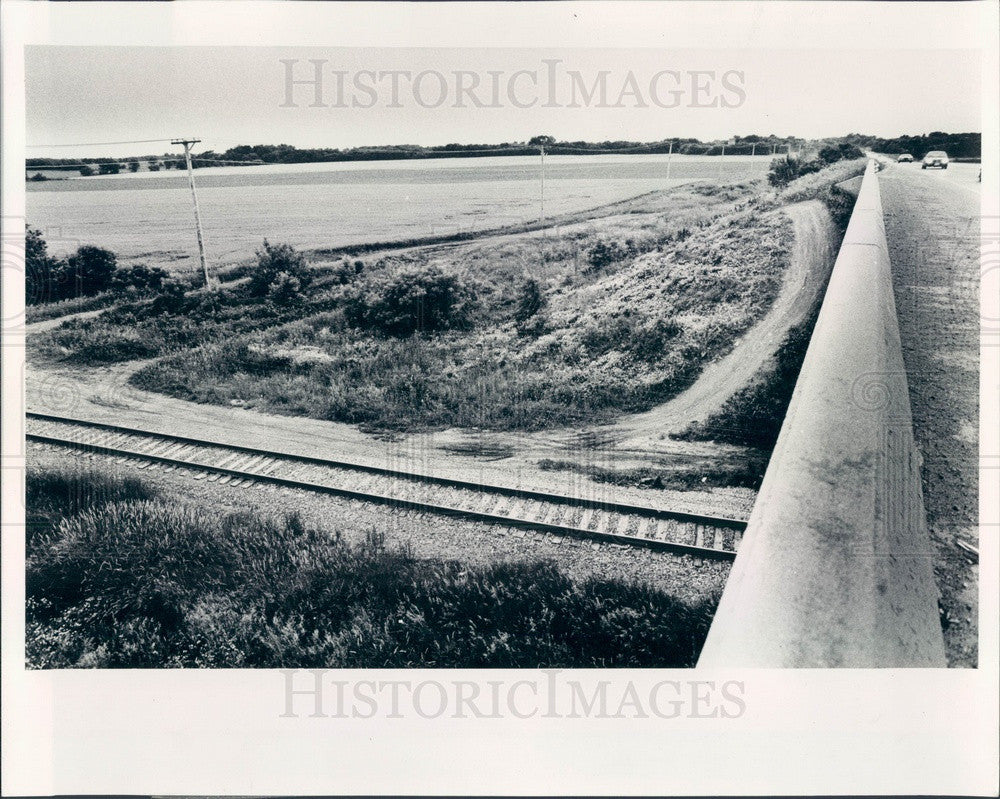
[[26, 138, 179, 148], [26, 159, 267, 169]]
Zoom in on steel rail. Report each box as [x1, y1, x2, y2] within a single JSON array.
[[26, 414, 743, 560]]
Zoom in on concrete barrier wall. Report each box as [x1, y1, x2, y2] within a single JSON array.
[[697, 161, 946, 667]]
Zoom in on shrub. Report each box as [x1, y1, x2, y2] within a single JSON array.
[[514, 277, 545, 322], [149, 279, 189, 314], [65, 245, 117, 297], [330, 258, 365, 285], [247, 240, 312, 298], [587, 238, 635, 271], [267, 271, 307, 305], [344, 264, 475, 337], [767, 156, 802, 187], [78, 165, 94, 177], [818, 142, 864, 163], [110, 264, 169, 296]]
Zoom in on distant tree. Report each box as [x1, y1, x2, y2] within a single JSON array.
[[835, 142, 864, 160], [128, 160, 140, 173], [818, 143, 863, 164], [29, 172, 47, 182], [78, 165, 95, 177], [98, 163, 121, 175], [529, 135, 556, 148], [26, 226, 49, 270], [25, 232, 121, 304], [147, 160, 161, 172]]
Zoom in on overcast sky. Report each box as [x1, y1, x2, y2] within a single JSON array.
[[25, 42, 980, 159]]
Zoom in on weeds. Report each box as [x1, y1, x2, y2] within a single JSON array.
[[25, 465, 716, 668], [31, 179, 810, 433], [537, 454, 767, 491], [677, 304, 821, 453], [124, 196, 792, 431]]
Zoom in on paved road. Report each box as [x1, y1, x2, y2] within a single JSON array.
[[878, 161, 980, 667], [892, 160, 981, 193]]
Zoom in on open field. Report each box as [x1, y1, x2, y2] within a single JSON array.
[[27, 159, 861, 520], [26, 154, 773, 268], [34, 179, 790, 432]]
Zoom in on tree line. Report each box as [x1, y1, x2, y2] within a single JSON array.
[[27, 131, 982, 177], [839, 131, 981, 159]]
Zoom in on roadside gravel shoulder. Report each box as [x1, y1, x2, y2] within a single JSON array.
[[878, 163, 980, 667]]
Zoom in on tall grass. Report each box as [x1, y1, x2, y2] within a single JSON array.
[[25, 464, 158, 560], [129, 201, 792, 431], [25, 292, 114, 324], [677, 305, 820, 453], [26, 466, 717, 668], [31, 178, 804, 433], [674, 159, 866, 459]]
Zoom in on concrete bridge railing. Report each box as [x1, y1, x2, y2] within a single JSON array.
[[697, 160, 946, 667]]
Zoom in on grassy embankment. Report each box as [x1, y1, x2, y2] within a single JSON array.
[[31, 179, 792, 434], [676, 158, 866, 450], [26, 462, 716, 668]]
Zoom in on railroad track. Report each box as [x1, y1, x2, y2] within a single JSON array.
[[25, 412, 744, 560]]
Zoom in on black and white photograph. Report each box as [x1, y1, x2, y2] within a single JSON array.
[[2, 1, 997, 795]]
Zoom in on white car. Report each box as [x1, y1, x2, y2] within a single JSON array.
[[897, 153, 914, 163], [922, 150, 949, 169]]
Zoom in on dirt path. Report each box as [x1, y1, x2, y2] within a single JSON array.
[[26, 351, 757, 520], [25, 307, 104, 334], [878, 162, 980, 667], [609, 200, 837, 448], [27, 193, 832, 524]]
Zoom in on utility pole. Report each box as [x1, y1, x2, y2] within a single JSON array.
[[171, 138, 211, 288], [666, 139, 674, 179], [539, 141, 546, 238]]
